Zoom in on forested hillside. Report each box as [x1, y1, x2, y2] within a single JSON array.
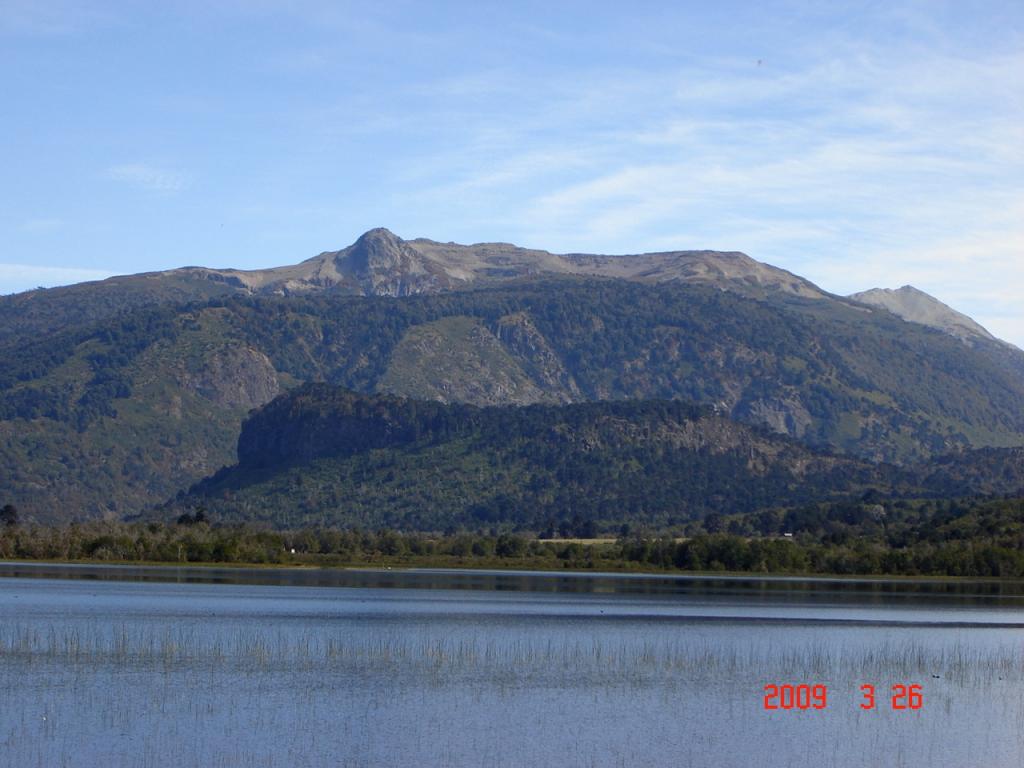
[[3, 277, 1024, 522], [171, 384, 899, 530], [166, 385, 1023, 531]]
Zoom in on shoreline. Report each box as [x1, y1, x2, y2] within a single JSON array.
[[3, 558, 1024, 588]]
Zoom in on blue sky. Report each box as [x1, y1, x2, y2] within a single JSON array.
[[2, 1, 1022, 344]]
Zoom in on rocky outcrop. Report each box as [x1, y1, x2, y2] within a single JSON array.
[[330, 228, 462, 296], [184, 346, 280, 410], [491, 313, 580, 402], [733, 394, 814, 439]]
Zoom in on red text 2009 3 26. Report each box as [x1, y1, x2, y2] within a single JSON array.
[[763, 684, 923, 711]]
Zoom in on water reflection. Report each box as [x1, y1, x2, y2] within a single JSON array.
[[3, 560, 1024, 605]]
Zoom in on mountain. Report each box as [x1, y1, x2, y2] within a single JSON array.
[[96, 226, 832, 298], [2, 229, 1024, 524], [167, 384, 899, 530], [848, 285, 998, 345], [0, 228, 824, 343]]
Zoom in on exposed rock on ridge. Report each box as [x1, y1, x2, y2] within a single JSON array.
[[849, 285, 998, 345], [161, 227, 829, 300]]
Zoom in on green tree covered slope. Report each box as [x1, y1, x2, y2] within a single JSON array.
[[2, 276, 1024, 522]]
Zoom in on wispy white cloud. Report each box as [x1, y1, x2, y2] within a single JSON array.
[[0, 263, 116, 295], [105, 163, 190, 192], [382, 22, 1021, 332]]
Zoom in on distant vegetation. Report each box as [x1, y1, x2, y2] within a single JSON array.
[[4, 496, 1024, 578]]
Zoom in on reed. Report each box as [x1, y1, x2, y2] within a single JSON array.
[[2, 621, 1021, 686]]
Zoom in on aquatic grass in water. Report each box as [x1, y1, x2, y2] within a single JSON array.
[[3, 575, 1024, 768], [2, 621, 1022, 686]]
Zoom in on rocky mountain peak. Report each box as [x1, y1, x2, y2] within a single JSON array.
[[328, 227, 454, 296], [350, 226, 403, 257], [344, 227, 414, 273]]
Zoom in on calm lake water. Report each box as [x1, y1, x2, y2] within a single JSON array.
[[1, 563, 1023, 767]]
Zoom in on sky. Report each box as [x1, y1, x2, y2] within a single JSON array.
[[2, 0, 1022, 345]]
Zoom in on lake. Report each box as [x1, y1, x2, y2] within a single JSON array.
[[1, 563, 1022, 767]]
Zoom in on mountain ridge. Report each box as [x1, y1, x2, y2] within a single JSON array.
[[0, 228, 832, 344], [150, 227, 832, 300], [4, 229, 1012, 351]]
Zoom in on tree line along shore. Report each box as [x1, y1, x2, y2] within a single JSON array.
[[2, 495, 1023, 578]]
